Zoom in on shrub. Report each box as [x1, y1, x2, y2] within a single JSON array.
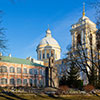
[[0, 87, 3, 92], [84, 84, 94, 93], [59, 85, 69, 92], [75, 80, 83, 90]]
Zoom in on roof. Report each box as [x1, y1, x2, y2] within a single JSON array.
[[39, 36, 60, 46], [37, 28, 61, 49], [0, 56, 46, 68]]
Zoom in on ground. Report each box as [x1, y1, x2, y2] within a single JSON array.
[[0, 93, 100, 100]]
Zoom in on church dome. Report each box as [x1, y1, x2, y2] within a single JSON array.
[[37, 28, 60, 49], [36, 28, 61, 61], [39, 36, 60, 46]]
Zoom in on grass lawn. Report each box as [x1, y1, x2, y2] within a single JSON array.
[[0, 93, 100, 100]]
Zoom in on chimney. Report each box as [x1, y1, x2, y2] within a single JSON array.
[[29, 56, 32, 61], [0, 52, 2, 56], [31, 58, 34, 63], [26, 56, 32, 61], [8, 54, 11, 57]]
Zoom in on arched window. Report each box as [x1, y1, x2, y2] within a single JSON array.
[[47, 53, 49, 58], [29, 79, 32, 86], [40, 69, 42, 75], [43, 70, 45, 76], [37, 70, 39, 74], [90, 34, 92, 46], [40, 54, 41, 59], [34, 69, 37, 75], [34, 79, 37, 86], [23, 68, 27, 74], [43, 53, 45, 59], [1, 78, 7, 84], [40, 80, 43, 87], [0, 66, 7, 73], [29, 69, 33, 74], [51, 53, 54, 57], [23, 79, 27, 85], [10, 78, 15, 85], [97, 31, 100, 50], [97, 42, 100, 50], [17, 79, 22, 85], [77, 34, 81, 45], [10, 67, 15, 73], [17, 67, 21, 73]]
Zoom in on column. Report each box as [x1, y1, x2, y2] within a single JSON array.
[[15, 78, 17, 87], [15, 67, 17, 87], [83, 29, 86, 48], [54, 50, 56, 59], [40, 50, 42, 60], [49, 49, 51, 57], [72, 32, 74, 48], [27, 68, 30, 86], [45, 49, 47, 59], [85, 28, 88, 48], [81, 30, 83, 44], [37, 50, 39, 60], [82, 30, 84, 44], [75, 31, 77, 49], [7, 66, 9, 86]]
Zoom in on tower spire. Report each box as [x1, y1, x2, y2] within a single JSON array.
[[82, 2, 85, 17], [46, 24, 52, 37]]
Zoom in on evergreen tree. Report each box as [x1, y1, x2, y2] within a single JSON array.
[[66, 64, 80, 88], [59, 75, 67, 86]]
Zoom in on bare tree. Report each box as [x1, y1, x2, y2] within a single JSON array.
[[65, 41, 100, 86], [0, 11, 7, 52]]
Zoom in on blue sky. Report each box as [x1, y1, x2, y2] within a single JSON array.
[[0, 0, 96, 59]]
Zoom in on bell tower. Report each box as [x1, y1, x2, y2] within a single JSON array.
[[70, 3, 97, 50], [70, 3, 98, 85]]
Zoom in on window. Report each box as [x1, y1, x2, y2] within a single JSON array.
[[17, 67, 21, 73], [51, 53, 54, 57], [97, 33, 100, 50], [40, 69, 42, 75], [34, 69, 37, 75], [23, 79, 27, 85], [90, 34, 92, 46], [1, 78, 7, 84], [43, 53, 45, 59], [10, 78, 15, 85], [52, 59, 54, 63], [17, 79, 22, 85], [23, 68, 27, 74], [40, 54, 41, 59], [40, 80, 43, 86], [0, 66, 7, 73], [77, 34, 81, 45], [29, 79, 32, 86], [34, 79, 37, 86], [37, 70, 39, 74], [43, 70, 45, 76], [10, 67, 15, 73], [47, 53, 49, 58], [29, 69, 33, 75]]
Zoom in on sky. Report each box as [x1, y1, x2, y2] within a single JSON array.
[[0, 0, 96, 59]]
